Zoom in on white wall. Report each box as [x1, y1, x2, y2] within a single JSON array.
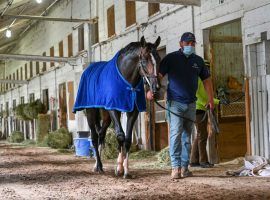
[[1, 0, 270, 151]]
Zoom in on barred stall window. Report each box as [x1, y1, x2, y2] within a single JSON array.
[[125, 1, 136, 27], [148, 3, 160, 17], [107, 5, 115, 38]]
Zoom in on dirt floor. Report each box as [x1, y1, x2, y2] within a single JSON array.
[[1, 141, 270, 200]]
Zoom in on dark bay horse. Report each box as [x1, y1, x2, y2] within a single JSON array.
[[80, 36, 161, 178]]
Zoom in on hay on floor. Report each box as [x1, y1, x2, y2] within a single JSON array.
[[157, 146, 170, 166]]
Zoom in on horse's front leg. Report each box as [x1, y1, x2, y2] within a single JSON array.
[[123, 108, 139, 179], [108, 110, 125, 176]]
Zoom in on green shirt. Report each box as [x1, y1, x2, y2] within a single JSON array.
[[196, 79, 219, 111]]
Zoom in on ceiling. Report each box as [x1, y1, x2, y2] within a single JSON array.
[[0, 0, 58, 55], [0, 0, 200, 56]]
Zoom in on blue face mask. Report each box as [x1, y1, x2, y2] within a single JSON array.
[[183, 46, 195, 56]]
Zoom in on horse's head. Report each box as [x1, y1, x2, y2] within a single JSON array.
[[139, 36, 161, 94]]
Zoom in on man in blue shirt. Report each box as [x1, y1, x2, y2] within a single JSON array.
[[147, 32, 214, 179]]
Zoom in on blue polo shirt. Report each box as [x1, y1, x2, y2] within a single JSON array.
[[159, 49, 210, 104]]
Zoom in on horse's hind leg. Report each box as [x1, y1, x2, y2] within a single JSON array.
[[108, 110, 125, 176], [97, 109, 111, 159], [86, 108, 103, 173], [98, 109, 111, 146], [123, 108, 139, 179]]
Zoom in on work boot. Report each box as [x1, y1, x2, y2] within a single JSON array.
[[181, 167, 193, 178], [171, 167, 181, 179]]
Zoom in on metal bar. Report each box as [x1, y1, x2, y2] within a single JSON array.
[[1, 14, 96, 23], [126, 0, 201, 6], [0, 0, 14, 16], [0, 20, 27, 33], [0, 79, 28, 84], [0, 53, 77, 63], [0, 40, 18, 50]]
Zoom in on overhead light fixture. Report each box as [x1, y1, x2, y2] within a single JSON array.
[[6, 29, 12, 38], [36, 0, 42, 3]]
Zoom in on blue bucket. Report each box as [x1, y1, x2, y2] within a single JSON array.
[[74, 138, 90, 157]]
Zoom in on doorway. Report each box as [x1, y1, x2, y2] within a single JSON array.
[[203, 19, 247, 160]]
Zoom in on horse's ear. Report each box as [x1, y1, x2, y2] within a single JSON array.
[[140, 36, 146, 47], [154, 36, 161, 48]]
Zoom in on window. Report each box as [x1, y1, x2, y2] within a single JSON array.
[[42, 52, 46, 72], [13, 73, 15, 87], [91, 21, 99, 44], [42, 89, 49, 112], [29, 93, 35, 103], [20, 96, 24, 104], [9, 74, 11, 89], [59, 41, 64, 57], [107, 5, 115, 38], [5, 76, 8, 90], [5, 102, 9, 116], [13, 99, 16, 108], [25, 63, 27, 80], [16, 69, 19, 81], [78, 25, 84, 51], [30, 61, 33, 78], [148, 3, 160, 17], [20, 67, 23, 80], [68, 34, 73, 57], [50, 47, 54, 67], [125, 1, 136, 27], [36, 62, 40, 75]]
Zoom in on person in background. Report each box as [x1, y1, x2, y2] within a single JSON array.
[[190, 60, 219, 168], [146, 32, 215, 179]]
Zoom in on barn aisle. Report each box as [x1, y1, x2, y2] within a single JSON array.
[[0, 142, 269, 200]]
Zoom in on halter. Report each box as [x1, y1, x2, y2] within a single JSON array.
[[138, 52, 158, 89]]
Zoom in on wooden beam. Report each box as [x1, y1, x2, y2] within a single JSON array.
[[1, 14, 97, 23], [126, 0, 201, 6], [245, 77, 251, 155], [210, 36, 242, 43], [0, 79, 28, 84]]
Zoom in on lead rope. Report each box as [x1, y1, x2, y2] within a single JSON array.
[[154, 100, 208, 124]]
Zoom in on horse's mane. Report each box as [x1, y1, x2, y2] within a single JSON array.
[[119, 42, 141, 55]]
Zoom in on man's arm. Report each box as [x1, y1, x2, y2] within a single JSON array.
[[202, 77, 214, 110]]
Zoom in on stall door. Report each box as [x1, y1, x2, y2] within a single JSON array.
[[58, 83, 68, 129], [206, 20, 247, 160], [247, 40, 270, 159]]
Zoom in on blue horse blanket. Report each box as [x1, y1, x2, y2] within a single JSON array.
[[73, 52, 146, 113]]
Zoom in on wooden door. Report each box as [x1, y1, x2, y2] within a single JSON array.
[[58, 83, 68, 129]]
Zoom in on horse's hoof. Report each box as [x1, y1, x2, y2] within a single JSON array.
[[92, 167, 104, 173], [92, 167, 98, 172], [123, 173, 134, 179], [115, 168, 124, 177]]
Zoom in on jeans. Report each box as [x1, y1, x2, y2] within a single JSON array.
[[167, 100, 196, 168]]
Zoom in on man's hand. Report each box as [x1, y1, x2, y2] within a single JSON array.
[[146, 90, 154, 100], [207, 99, 215, 111]]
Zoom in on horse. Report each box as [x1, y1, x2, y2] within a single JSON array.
[[73, 36, 161, 178]]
